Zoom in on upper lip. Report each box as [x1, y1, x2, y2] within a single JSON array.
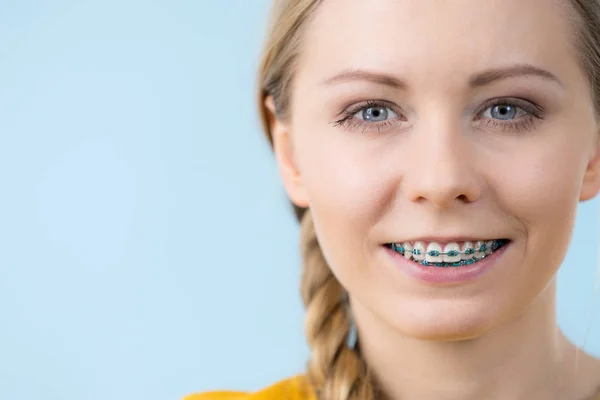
[[387, 236, 507, 245]]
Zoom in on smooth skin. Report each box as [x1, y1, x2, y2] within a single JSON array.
[[266, 0, 600, 399]]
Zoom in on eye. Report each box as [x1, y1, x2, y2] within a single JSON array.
[[354, 105, 399, 122], [332, 100, 406, 134], [481, 103, 528, 121], [474, 98, 545, 133]]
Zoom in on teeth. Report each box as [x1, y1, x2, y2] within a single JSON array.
[[443, 243, 461, 263], [474, 241, 485, 259], [391, 239, 505, 265], [485, 240, 494, 255], [403, 242, 413, 259], [425, 242, 442, 263], [461, 241, 474, 260], [412, 241, 426, 261]]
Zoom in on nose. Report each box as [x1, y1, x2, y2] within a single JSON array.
[[404, 125, 481, 208]]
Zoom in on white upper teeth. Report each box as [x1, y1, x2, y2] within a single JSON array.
[[413, 241, 426, 261], [425, 242, 442, 263], [461, 241, 474, 260], [474, 241, 485, 259], [443, 243, 461, 263], [391, 239, 502, 264], [485, 240, 494, 255], [402, 242, 413, 259]]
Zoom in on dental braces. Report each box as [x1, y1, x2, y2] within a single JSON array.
[[389, 239, 508, 267], [391, 240, 503, 257]]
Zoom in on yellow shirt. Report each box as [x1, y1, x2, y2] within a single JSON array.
[[185, 375, 600, 400], [183, 376, 315, 400]]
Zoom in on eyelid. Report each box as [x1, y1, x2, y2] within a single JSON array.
[[338, 97, 543, 121], [331, 97, 546, 135], [474, 97, 544, 119], [332, 99, 408, 134], [340, 99, 404, 117], [472, 98, 546, 133]]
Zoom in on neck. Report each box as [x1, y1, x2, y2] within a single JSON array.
[[353, 280, 578, 400]]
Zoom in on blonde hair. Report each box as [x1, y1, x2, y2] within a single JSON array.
[[257, 0, 600, 398]]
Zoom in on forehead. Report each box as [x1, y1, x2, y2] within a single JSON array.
[[298, 0, 579, 88]]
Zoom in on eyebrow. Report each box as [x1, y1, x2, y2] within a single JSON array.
[[469, 64, 563, 88], [323, 69, 407, 89], [322, 64, 564, 89]]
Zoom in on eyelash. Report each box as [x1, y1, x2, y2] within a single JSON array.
[[331, 98, 546, 134]]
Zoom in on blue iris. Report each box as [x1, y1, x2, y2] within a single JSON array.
[[491, 104, 517, 120]]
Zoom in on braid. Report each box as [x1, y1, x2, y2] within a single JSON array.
[[299, 210, 376, 400]]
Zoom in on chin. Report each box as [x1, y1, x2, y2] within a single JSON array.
[[383, 297, 506, 342]]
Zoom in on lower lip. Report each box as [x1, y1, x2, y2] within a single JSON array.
[[384, 242, 510, 285]]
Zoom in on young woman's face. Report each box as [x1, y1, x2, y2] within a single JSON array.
[[272, 0, 600, 339]]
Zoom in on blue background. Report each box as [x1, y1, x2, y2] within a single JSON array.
[[0, 1, 598, 399]]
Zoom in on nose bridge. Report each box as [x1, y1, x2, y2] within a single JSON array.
[[406, 116, 480, 207]]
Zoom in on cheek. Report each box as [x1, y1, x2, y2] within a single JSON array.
[[293, 122, 391, 224], [495, 137, 584, 223], [291, 119, 394, 282], [489, 133, 587, 275]]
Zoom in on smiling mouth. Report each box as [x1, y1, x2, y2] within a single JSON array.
[[384, 239, 511, 267]]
